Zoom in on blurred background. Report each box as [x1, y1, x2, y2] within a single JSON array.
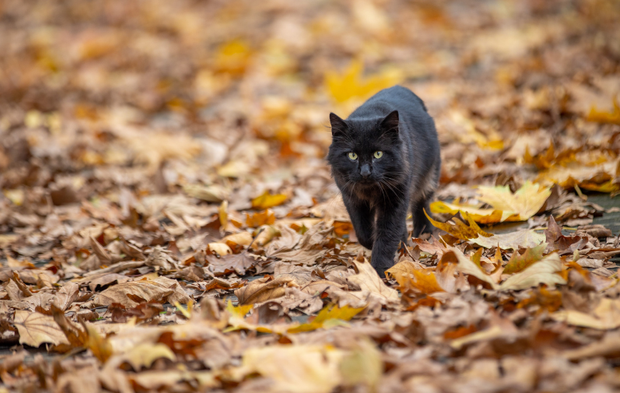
[[0, 0, 619, 221]]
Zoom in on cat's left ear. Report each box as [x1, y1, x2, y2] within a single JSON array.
[[329, 113, 348, 137], [380, 110, 399, 134]]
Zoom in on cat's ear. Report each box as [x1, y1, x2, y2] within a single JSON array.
[[329, 113, 348, 137], [380, 110, 399, 134]]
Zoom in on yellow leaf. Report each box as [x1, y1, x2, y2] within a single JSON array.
[[477, 181, 551, 221], [253, 225, 281, 247], [339, 338, 382, 389], [251, 191, 287, 209], [325, 59, 401, 103], [431, 181, 551, 224], [221, 231, 253, 248], [430, 201, 512, 225], [237, 345, 345, 393], [206, 242, 232, 256], [219, 200, 228, 228], [225, 300, 254, 332], [424, 210, 493, 240], [84, 323, 114, 363], [287, 304, 364, 333], [448, 247, 499, 289], [503, 243, 546, 274], [120, 343, 176, 371], [551, 298, 620, 330], [214, 39, 252, 76], [586, 97, 620, 125]]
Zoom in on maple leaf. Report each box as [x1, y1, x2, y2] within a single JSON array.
[[13, 311, 70, 347], [446, 247, 499, 289], [503, 243, 546, 274], [287, 304, 364, 333], [431, 181, 551, 224], [325, 59, 402, 103], [424, 210, 492, 240], [206, 253, 256, 276], [499, 253, 566, 291]]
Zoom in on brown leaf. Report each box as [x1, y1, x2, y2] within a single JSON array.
[[234, 276, 295, 305], [348, 254, 399, 305], [93, 277, 191, 308], [13, 311, 70, 347], [206, 253, 256, 276]]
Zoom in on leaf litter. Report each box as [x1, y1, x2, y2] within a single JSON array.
[[1, 1, 620, 392]]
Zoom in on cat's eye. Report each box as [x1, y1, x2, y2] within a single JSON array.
[[373, 151, 383, 159], [348, 152, 358, 161]]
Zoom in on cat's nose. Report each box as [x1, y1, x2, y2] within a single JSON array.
[[360, 164, 371, 178]]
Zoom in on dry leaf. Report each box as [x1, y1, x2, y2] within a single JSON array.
[[499, 253, 566, 291], [348, 255, 400, 305], [251, 191, 288, 210], [13, 311, 70, 347]]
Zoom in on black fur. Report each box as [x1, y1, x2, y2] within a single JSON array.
[[327, 85, 441, 277]]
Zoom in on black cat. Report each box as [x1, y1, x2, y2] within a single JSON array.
[[327, 85, 441, 277]]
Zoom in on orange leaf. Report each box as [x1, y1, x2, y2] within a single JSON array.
[[424, 210, 492, 240], [246, 210, 276, 227], [386, 261, 445, 294]]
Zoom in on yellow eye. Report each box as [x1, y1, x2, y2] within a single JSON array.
[[373, 151, 383, 159], [348, 152, 358, 160]]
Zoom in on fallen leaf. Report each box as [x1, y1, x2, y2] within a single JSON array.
[[251, 191, 287, 210], [431, 182, 551, 224], [503, 243, 546, 274], [246, 210, 276, 227], [386, 261, 445, 294], [183, 183, 229, 203], [447, 248, 498, 289], [236, 344, 345, 393], [234, 276, 295, 305], [348, 255, 400, 305], [499, 253, 566, 291], [470, 229, 546, 250], [425, 210, 492, 240], [93, 277, 191, 308], [116, 343, 176, 371], [206, 253, 256, 276], [287, 304, 364, 333], [551, 298, 620, 330], [13, 311, 70, 347]]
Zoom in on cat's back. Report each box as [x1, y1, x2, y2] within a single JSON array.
[[348, 85, 428, 120]]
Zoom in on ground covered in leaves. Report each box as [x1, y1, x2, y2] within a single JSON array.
[[1, 0, 620, 392]]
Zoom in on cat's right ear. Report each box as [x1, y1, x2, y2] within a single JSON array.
[[329, 113, 348, 137]]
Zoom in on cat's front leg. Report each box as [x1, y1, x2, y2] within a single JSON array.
[[371, 203, 408, 277], [344, 199, 375, 250]]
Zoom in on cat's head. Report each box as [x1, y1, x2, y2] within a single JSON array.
[[327, 110, 405, 187]]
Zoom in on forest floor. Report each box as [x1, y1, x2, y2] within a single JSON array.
[[1, 0, 620, 392]]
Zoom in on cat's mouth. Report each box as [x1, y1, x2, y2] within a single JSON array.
[[356, 178, 376, 186]]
